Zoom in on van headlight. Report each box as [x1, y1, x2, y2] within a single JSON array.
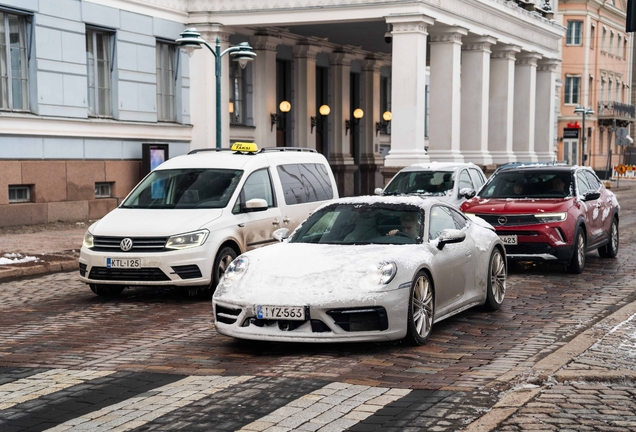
[[535, 212, 567, 223], [165, 229, 209, 250], [83, 231, 94, 249]]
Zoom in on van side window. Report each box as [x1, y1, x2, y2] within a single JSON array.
[[233, 168, 275, 213], [277, 163, 334, 205]]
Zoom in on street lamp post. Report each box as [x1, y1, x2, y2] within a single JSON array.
[[176, 28, 256, 149], [573, 105, 594, 165]]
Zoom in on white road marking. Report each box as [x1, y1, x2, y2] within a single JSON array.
[[0, 369, 116, 410], [44, 375, 253, 432], [238, 382, 411, 432]]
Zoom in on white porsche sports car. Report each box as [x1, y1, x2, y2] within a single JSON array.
[[213, 196, 506, 345]]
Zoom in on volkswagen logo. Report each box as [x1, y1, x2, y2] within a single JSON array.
[[120, 238, 133, 252], [497, 216, 508, 226]]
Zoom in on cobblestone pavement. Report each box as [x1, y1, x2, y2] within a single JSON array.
[[1, 182, 636, 431]]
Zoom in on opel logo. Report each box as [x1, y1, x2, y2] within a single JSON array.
[[497, 216, 508, 226], [120, 238, 133, 252]]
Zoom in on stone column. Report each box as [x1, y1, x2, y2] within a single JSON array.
[[513, 52, 542, 162], [292, 43, 322, 149], [383, 14, 435, 167], [461, 36, 497, 166], [428, 26, 468, 162], [329, 50, 356, 197], [535, 58, 560, 162], [252, 34, 279, 148], [360, 56, 385, 194], [488, 44, 520, 164], [189, 25, 232, 148]]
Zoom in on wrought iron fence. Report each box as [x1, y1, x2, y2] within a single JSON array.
[[597, 101, 635, 119]]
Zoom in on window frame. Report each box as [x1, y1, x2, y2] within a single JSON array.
[[229, 59, 248, 125], [8, 185, 30, 203], [0, 11, 30, 112], [564, 75, 581, 105], [232, 168, 276, 214], [566, 20, 583, 46], [156, 39, 178, 122], [86, 26, 115, 118], [95, 182, 112, 198]]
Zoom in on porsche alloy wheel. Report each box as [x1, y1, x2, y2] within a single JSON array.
[[406, 271, 434, 345], [485, 248, 506, 310]]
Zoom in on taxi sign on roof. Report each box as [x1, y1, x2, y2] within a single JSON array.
[[231, 142, 258, 153]]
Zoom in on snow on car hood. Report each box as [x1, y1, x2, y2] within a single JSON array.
[[215, 242, 429, 306], [91, 208, 223, 237]]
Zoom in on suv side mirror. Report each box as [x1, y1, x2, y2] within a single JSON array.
[[374, 187, 384, 196], [459, 188, 476, 199], [436, 229, 466, 250], [244, 198, 268, 212], [273, 228, 290, 242], [583, 191, 601, 201]]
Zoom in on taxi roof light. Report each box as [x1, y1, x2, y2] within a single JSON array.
[[231, 142, 259, 153]]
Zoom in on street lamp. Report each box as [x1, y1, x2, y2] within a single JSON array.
[[573, 105, 594, 165], [176, 28, 256, 149]]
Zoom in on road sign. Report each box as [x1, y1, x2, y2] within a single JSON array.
[[616, 164, 627, 175], [616, 127, 629, 138]]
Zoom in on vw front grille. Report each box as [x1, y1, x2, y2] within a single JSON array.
[[92, 236, 168, 252]]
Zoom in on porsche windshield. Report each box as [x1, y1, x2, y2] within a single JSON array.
[[383, 171, 454, 195], [479, 170, 573, 199], [290, 204, 423, 245], [121, 169, 243, 209]]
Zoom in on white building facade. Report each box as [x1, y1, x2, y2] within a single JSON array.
[[0, 0, 563, 227]]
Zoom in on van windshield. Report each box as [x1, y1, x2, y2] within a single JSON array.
[[121, 169, 243, 209]]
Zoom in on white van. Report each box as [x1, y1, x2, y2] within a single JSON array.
[[79, 143, 338, 296]]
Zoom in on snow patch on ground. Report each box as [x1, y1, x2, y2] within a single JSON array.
[[0, 253, 40, 265]]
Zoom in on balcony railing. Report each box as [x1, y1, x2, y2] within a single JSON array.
[[597, 101, 635, 119]]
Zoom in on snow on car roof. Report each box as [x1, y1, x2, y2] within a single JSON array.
[[399, 161, 479, 172]]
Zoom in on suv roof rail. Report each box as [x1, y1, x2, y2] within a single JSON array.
[[187, 148, 235, 155], [258, 147, 317, 153]]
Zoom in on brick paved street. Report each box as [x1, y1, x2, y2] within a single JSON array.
[[1, 182, 636, 431]]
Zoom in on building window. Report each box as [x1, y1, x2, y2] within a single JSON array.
[[86, 28, 113, 117], [608, 80, 612, 102], [380, 75, 391, 135], [566, 21, 582, 45], [600, 80, 605, 102], [590, 25, 595, 49], [0, 12, 28, 111], [617, 35, 622, 58], [229, 60, 246, 125], [95, 182, 112, 198], [8, 185, 30, 203], [609, 32, 614, 55], [602, 28, 607, 52], [564, 76, 580, 105], [156, 41, 176, 122]]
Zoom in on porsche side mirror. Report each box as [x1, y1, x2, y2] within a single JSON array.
[[244, 198, 268, 212], [437, 229, 466, 250], [273, 227, 290, 242], [459, 188, 476, 199], [583, 191, 601, 201], [374, 187, 384, 196]]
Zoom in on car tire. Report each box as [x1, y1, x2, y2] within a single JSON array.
[[567, 227, 586, 274], [89, 284, 125, 296], [405, 271, 435, 346], [485, 247, 506, 310], [598, 217, 619, 259], [213, 247, 237, 291]]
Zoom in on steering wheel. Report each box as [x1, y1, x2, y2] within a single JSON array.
[[394, 231, 412, 238]]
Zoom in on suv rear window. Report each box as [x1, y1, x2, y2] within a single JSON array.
[[122, 169, 243, 209], [277, 163, 334, 205], [479, 170, 573, 199]]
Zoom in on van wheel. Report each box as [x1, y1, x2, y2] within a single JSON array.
[[567, 228, 586, 274], [213, 247, 237, 291], [90, 284, 125, 296]]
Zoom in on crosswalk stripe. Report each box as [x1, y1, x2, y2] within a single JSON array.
[[0, 369, 115, 410], [238, 382, 411, 432], [44, 375, 254, 432]]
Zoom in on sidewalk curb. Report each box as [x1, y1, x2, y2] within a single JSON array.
[[462, 295, 636, 432], [0, 258, 78, 283]]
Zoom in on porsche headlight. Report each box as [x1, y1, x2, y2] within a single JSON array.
[[83, 231, 94, 249], [223, 256, 249, 283], [377, 262, 397, 285], [165, 229, 209, 250], [535, 212, 567, 223]]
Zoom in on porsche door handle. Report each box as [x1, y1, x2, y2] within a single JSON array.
[[272, 219, 280, 225], [283, 217, 290, 224]]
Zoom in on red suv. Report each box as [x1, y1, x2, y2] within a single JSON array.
[[460, 164, 619, 273]]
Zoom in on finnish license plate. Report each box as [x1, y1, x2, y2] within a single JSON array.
[[256, 305, 305, 321], [106, 258, 141, 269], [499, 235, 518, 245]]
